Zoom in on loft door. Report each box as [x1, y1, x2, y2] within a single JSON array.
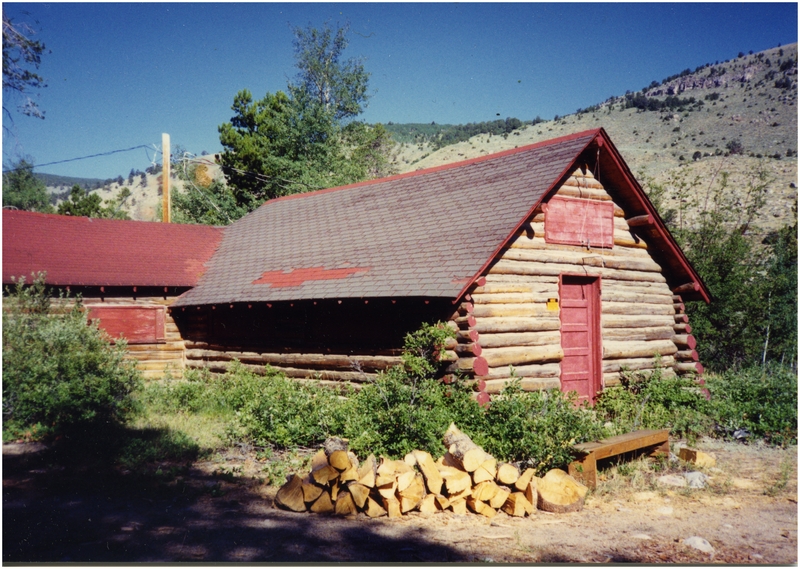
[[559, 275, 602, 404]]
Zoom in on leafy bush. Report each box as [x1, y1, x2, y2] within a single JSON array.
[[706, 364, 797, 446], [2, 275, 142, 438], [474, 380, 604, 474], [343, 323, 484, 458], [595, 364, 712, 443]]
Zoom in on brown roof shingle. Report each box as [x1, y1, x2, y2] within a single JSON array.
[[173, 130, 600, 306]]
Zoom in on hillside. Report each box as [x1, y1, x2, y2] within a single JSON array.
[[392, 44, 798, 235], [47, 44, 797, 232]]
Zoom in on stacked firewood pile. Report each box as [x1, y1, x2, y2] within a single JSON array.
[[275, 423, 588, 518]]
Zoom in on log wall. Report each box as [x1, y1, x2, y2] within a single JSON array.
[[80, 296, 185, 380], [453, 166, 698, 394]]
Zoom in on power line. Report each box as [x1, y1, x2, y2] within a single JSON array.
[[2, 144, 153, 173]]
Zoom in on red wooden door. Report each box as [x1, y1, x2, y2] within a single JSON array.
[[559, 275, 602, 404]]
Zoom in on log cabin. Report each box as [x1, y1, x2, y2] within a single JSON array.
[[2, 210, 223, 379], [169, 128, 709, 403]]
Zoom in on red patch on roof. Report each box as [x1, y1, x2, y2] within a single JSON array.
[[3, 210, 224, 287], [253, 267, 370, 288]]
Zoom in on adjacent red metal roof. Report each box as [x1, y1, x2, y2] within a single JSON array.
[[3, 210, 223, 287]]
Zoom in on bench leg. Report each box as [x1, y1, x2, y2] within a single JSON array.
[[649, 439, 670, 458], [568, 453, 597, 490]]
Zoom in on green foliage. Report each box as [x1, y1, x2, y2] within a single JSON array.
[[2, 274, 142, 437], [475, 381, 604, 474], [172, 178, 248, 226], [595, 364, 712, 442], [291, 22, 369, 121], [706, 364, 797, 446], [56, 184, 131, 219], [215, 22, 394, 218], [2, 158, 53, 212], [343, 323, 484, 458]]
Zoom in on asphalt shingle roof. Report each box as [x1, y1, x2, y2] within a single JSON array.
[[3, 210, 223, 287], [173, 130, 600, 307]]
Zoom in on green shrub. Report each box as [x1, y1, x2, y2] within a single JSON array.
[[343, 322, 485, 458], [3, 275, 142, 438], [595, 364, 712, 442], [474, 380, 604, 474], [706, 364, 797, 446]]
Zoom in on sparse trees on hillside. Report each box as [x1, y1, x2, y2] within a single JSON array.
[[56, 185, 131, 219]]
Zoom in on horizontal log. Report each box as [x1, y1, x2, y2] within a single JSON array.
[[471, 291, 553, 304], [674, 362, 704, 375], [674, 314, 689, 324], [483, 362, 561, 379], [472, 303, 553, 318], [124, 350, 185, 361], [601, 326, 676, 342], [132, 361, 184, 372], [472, 283, 558, 295], [626, 214, 655, 227], [455, 302, 474, 316], [672, 334, 697, 349], [453, 315, 477, 328], [675, 349, 699, 362], [473, 317, 560, 334], [481, 345, 564, 368], [673, 323, 692, 334], [601, 290, 674, 305], [453, 342, 482, 357], [126, 341, 185, 352], [489, 259, 666, 283], [601, 302, 677, 316], [184, 349, 400, 371], [602, 314, 676, 328], [602, 356, 676, 373], [602, 280, 672, 292], [672, 295, 684, 303], [674, 302, 685, 313], [483, 376, 561, 394], [186, 359, 377, 382], [508, 234, 653, 258], [604, 368, 676, 385], [613, 236, 649, 249], [454, 356, 489, 376], [501, 248, 663, 273], [477, 331, 561, 349], [483, 274, 558, 285], [456, 329, 481, 343], [603, 340, 678, 360], [555, 184, 612, 201], [182, 341, 403, 357], [672, 282, 701, 294]]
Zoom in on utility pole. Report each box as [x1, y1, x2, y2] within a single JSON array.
[[162, 132, 171, 223]]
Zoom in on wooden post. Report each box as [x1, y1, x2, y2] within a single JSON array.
[[162, 133, 171, 223]]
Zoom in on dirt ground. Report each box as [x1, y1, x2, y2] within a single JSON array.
[[3, 437, 796, 563]]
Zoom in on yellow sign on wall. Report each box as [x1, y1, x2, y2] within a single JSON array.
[[546, 298, 559, 311]]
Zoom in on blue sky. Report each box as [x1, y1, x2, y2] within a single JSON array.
[[2, 2, 797, 179]]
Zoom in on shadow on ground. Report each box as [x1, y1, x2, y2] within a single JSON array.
[[3, 436, 468, 563]]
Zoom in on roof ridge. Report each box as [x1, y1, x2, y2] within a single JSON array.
[[266, 128, 602, 207]]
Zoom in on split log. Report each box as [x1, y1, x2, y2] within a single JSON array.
[[536, 469, 588, 514], [418, 494, 438, 514], [382, 497, 402, 518], [275, 474, 307, 512], [309, 490, 334, 514], [412, 450, 444, 495], [515, 468, 537, 492], [466, 497, 497, 518], [449, 498, 468, 515], [443, 423, 493, 473], [489, 486, 512, 509], [496, 463, 521, 486], [301, 475, 324, 503], [436, 465, 473, 496], [311, 464, 339, 486], [364, 497, 387, 518], [346, 482, 370, 509], [357, 455, 377, 488], [502, 492, 534, 517], [481, 345, 564, 367], [334, 490, 357, 516], [602, 340, 678, 360], [328, 450, 352, 472], [471, 458, 498, 484], [398, 474, 426, 513]]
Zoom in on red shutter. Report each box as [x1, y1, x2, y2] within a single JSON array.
[[87, 305, 166, 344], [545, 196, 614, 248]]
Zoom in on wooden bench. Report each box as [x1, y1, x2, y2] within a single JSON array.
[[568, 429, 670, 489]]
